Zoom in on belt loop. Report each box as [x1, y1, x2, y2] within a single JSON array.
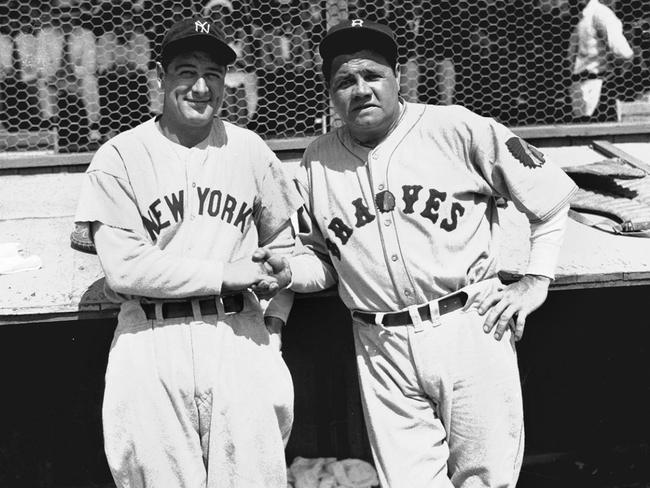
[[408, 306, 424, 332], [191, 298, 202, 322], [216, 296, 226, 317], [428, 299, 441, 328], [373, 312, 386, 330], [154, 302, 164, 325]]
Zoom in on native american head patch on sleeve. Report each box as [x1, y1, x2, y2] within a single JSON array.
[[505, 137, 546, 169]]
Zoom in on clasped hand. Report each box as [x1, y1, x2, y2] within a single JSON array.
[[221, 248, 291, 298]]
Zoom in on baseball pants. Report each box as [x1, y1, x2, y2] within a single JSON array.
[[102, 294, 293, 488], [353, 278, 524, 488]]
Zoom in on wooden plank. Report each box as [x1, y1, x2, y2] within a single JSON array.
[[513, 122, 650, 140], [2, 123, 650, 172], [590, 139, 650, 175], [0, 129, 57, 151], [0, 152, 93, 170]]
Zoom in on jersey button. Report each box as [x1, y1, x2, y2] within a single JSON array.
[[404, 289, 411, 296], [378, 184, 385, 191], [371, 153, 378, 160], [391, 254, 398, 262], [192, 182, 196, 188], [384, 219, 391, 226]]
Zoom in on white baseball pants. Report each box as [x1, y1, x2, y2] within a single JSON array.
[[102, 295, 293, 488], [353, 279, 524, 488]]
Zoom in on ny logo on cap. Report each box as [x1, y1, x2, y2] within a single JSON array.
[[195, 20, 210, 33], [351, 19, 364, 27]]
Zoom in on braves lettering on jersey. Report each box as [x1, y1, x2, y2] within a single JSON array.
[[295, 103, 577, 313]]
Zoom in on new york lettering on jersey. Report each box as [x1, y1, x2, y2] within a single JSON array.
[[141, 186, 254, 241]]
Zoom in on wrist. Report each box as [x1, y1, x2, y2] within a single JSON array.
[[523, 274, 552, 286]]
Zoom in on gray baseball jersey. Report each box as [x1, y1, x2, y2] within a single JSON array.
[[292, 103, 577, 312], [75, 117, 301, 312]]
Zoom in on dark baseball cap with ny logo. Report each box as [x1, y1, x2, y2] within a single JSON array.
[[161, 18, 237, 65]]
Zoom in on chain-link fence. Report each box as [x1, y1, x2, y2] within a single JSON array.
[[1, 0, 650, 153]]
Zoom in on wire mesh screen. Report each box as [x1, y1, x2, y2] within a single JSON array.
[[1, 0, 650, 154]]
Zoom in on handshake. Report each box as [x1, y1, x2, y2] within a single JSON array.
[[223, 248, 292, 298]]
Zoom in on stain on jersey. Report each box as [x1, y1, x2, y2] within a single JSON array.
[[142, 187, 253, 241], [326, 184, 466, 259], [506, 137, 546, 169]]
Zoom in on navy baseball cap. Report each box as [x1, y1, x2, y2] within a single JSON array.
[[161, 18, 237, 65], [319, 19, 398, 78]]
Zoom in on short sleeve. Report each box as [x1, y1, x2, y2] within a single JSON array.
[[471, 115, 577, 222], [74, 143, 146, 233], [255, 150, 304, 246]]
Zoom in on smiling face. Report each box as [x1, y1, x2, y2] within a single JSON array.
[[328, 50, 400, 146], [158, 49, 227, 134]]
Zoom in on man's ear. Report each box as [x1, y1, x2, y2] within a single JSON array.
[[156, 62, 164, 88], [395, 63, 401, 88]]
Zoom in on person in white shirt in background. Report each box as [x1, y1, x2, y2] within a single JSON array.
[[569, 0, 634, 120]]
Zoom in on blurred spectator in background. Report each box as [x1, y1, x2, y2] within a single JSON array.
[[568, 0, 634, 121], [0, 1, 43, 132], [249, 0, 324, 136], [204, 0, 260, 126], [95, 1, 158, 115], [37, 3, 98, 149], [97, 15, 151, 141], [415, 0, 462, 106], [387, 2, 421, 102], [96, 2, 151, 78], [611, 0, 650, 104]]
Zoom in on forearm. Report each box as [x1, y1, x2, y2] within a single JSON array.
[[288, 252, 337, 293], [93, 222, 223, 298], [261, 288, 294, 323], [526, 204, 570, 280]]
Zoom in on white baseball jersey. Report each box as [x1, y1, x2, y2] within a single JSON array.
[[75, 116, 301, 315], [291, 103, 577, 312]]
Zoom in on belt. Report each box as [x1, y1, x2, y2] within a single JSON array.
[[141, 294, 244, 320], [353, 291, 468, 327]]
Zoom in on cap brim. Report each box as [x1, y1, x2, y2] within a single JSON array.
[[162, 34, 237, 65], [319, 27, 397, 64]]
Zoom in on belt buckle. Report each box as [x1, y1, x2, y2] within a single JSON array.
[[221, 294, 242, 316]]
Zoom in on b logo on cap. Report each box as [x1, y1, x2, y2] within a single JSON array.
[[351, 19, 364, 27], [195, 20, 210, 33]]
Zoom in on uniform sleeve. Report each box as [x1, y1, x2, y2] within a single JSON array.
[[77, 143, 224, 298], [259, 290, 294, 323], [92, 222, 224, 298], [526, 203, 570, 280], [255, 147, 304, 246], [470, 113, 577, 222], [260, 219, 296, 323], [288, 162, 338, 293], [74, 143, 146, 232]]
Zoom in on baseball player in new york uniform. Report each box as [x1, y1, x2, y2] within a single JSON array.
[[74, 18, 301, 488], [256, 19, 578, 488]]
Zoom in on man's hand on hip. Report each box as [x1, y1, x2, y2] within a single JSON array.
[[477, 274, 551, 342]]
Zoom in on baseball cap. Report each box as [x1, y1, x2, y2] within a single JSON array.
[[161, 18, 237, 66], [319, 19, 398, 77]]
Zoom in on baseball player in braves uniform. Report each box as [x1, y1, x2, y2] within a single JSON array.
[[256, 19, 577, 488], [74, 18, 301, 488]]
